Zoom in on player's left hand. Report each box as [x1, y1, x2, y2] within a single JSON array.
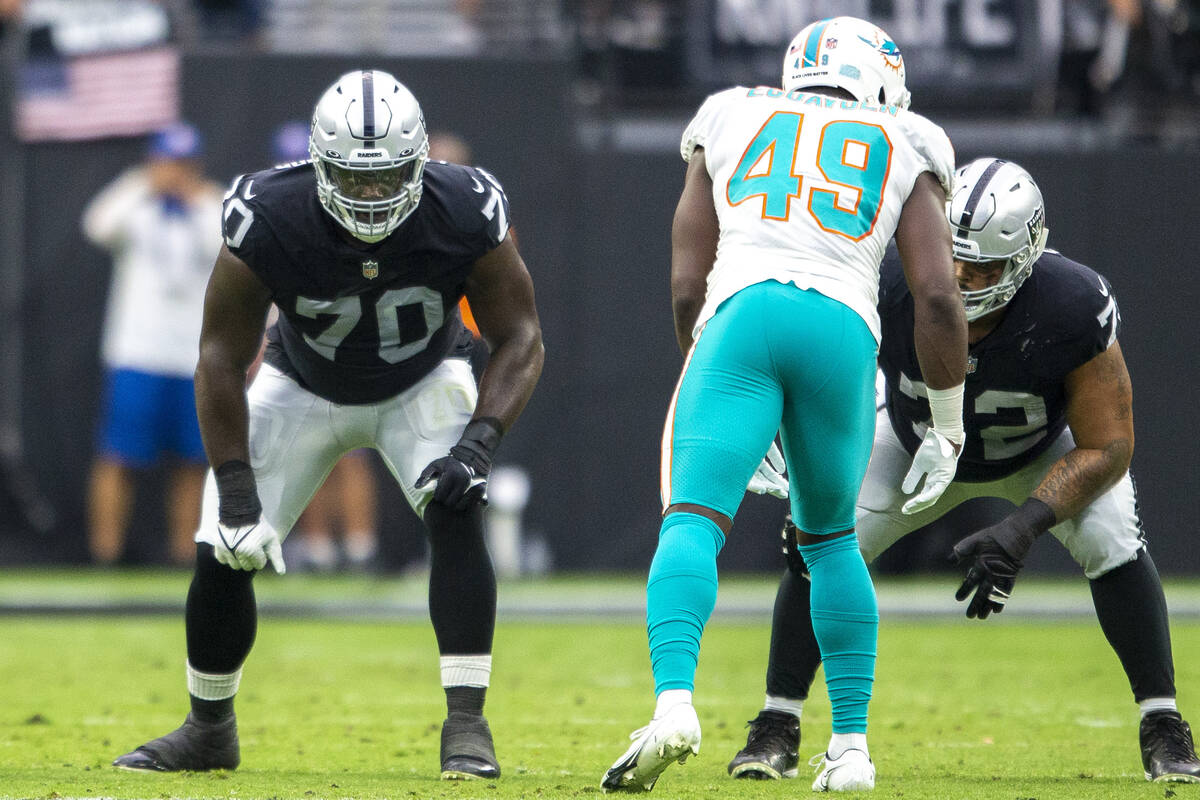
[[416, 418, 503, 512], [747, 442, 788, 499], [900, 428, 961, 514], [950, 499, 1056, 619], [416, 451, 489, 510]]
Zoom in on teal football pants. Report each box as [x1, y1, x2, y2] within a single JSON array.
[[648, 280, 878, 732]]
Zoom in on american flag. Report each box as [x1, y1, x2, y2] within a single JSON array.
[[16, 46, 179, 142]]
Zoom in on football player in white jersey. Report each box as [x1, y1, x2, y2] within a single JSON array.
[[602, 17, 968, 794]]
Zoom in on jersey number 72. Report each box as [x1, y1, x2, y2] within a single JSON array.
[[726, 111, 892, 241]]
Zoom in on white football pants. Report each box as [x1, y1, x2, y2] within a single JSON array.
[[857, 408, 1144, 579], [195, 360, 477, 550]]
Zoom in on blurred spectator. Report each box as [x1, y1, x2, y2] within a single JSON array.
[[0, 0, 21, 37], [429, 131, 487, 370], [270, 118, 309, 165], [427, 129, 473, 166], [269, 118, 381, 572], [427, 129, 538, 577], [82, 122, 223, 566]]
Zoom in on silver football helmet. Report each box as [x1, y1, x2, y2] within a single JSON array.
[[782, 16, 911, 110], [947, 158, 1049, 321], [309, 69, 429, 243]]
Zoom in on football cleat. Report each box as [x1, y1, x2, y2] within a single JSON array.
[[440, 712, 501, 780], [810, 748, 875, 792], [112, 712, 239, 772], [727, 710, 800, 779], [1140, 710, 1200, 782], [601, 703, 701, 793]]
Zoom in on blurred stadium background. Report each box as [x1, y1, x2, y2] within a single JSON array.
[[0, 0, 1198, 586]]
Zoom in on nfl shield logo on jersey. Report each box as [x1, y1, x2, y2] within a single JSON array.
[[362, 259, 380, 279]]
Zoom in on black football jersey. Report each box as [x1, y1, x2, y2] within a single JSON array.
[[221, 160, 509, 404], [878, 246, 1121, 482]]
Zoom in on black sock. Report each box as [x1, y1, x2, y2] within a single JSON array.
[[1090, 548, 1176, 701], [765, 568, 823, 700], [190, 696, 235, 723], [424, 503, 496, 654], [445, 686, 487, 716], [185, 544, 258, 673]]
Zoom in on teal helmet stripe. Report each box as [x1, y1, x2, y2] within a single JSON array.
[[802, 19, 831, 68]]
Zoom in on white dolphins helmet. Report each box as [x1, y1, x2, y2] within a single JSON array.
[[782, 16, 911, 110], [947, 158, 1049, 321], [309, 69, 430, 243]]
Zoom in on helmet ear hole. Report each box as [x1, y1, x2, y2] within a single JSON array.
[[878, 88, 886, 105]]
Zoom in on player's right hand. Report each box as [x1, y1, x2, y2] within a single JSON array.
[[900, 428, 961, 514], [214, 519, 285, 574]]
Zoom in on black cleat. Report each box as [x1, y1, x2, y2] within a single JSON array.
[[727, 710, 799, 780], [112, 713, 239, 772], [440, 712, 501, 780], [1141, 710, 1200, 783]]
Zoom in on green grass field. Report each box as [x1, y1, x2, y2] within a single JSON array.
[[2, 570, 1199, 799]]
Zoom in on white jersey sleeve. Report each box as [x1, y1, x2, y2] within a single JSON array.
[[678, 86, 955, 342], [895, 111, 955, 200], [680, 90, 731, 163]]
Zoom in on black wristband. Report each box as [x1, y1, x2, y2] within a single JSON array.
[[1015, 497, 1057, 537], [449, 417, 504, 476], [214, 460, 262, 525]]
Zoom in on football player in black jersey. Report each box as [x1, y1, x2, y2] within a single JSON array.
[[727, 158, 1200, 784], [112, 70, 544, 781]]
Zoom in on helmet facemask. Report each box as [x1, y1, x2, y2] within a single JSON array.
[[311, 142, 428, 243]]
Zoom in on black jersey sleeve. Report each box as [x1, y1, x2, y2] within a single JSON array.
[[420, 162, 511, 253], [1031, 251, 1122, 371], [221, 173, 261, 265]]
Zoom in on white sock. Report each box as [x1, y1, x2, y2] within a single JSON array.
[[1140, 697, 1178, 717], [305, 535, 339, 568], [763, 694, 804, 719], [186, 662, 241, 700], [828, 732, 868, 760], [654, 689, 693, 718], [343, 533, 377, 564], [440, 654, 492, 688]]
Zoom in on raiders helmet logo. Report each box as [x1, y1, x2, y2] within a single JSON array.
[[362, 259, 379, 279]]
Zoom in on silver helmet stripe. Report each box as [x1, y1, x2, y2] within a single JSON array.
[[361, 70, 375, 145], [956, 158, 1007, 240]]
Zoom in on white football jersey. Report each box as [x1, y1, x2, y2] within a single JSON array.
[[681, 86, 954, 343], [83, 167, 224, 377]]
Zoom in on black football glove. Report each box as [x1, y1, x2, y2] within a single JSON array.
[[950, 497, 1056, 619], [780, 515, 809, 577], [415, 417, 503, 511]]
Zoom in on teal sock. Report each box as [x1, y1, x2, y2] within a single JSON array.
[[798, 533, 877, 733], [646, 513, 725, 694]]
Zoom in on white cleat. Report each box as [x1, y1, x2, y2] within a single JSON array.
[[601, 704, 701, 793], [810, 748, 875, 792]]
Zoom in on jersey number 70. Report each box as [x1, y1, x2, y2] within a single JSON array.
[[726, 111, 892, 241]]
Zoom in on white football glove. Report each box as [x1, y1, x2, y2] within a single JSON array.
[[900, 428, 962, 515], [214, 519, 285, 574], [747, 441, 789, 499]]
